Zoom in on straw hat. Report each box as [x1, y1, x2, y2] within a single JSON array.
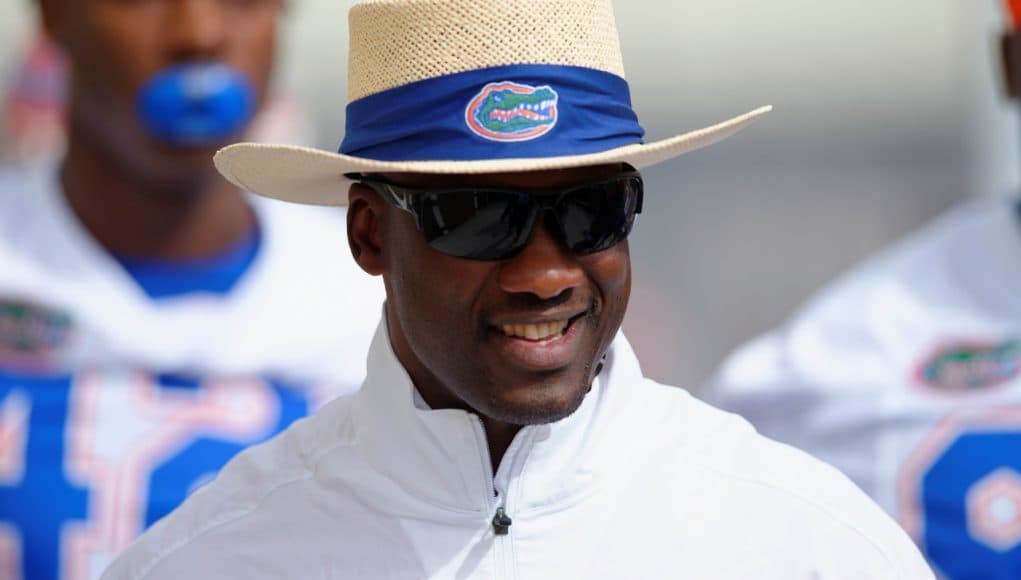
[[214, 0, 771, 206]]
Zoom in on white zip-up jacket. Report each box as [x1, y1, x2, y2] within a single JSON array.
[[103, 322, 933, 579]]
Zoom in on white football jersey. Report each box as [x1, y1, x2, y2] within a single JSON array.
[[706, 198, 1021, 579], [0, 166, 384, 580]]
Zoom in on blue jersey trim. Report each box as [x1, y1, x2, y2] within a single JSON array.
[[115, 225, 262, 300]]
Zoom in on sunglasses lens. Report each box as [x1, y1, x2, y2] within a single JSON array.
[[371, 172, 643, 261], [419, 190, 537, 260], [558, 176, 643, 254]]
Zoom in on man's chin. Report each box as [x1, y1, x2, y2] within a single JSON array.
[[129, 146, 227, 193], [480, 381, 591, 426], [154, 141, 224, 166]]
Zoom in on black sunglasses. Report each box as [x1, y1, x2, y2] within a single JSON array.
[[357, 170, 644, 261]]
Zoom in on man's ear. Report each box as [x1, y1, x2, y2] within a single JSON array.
[[347, 183, 387, 276]]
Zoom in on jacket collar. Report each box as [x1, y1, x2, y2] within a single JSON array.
[[350, 316, 644, 514]]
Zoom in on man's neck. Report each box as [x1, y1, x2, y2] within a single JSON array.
[[480, 418, 522, 475], [60, 130, 255, 261]]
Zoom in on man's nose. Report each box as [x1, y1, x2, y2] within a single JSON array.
[[497, 222, 585, 300], [166, 0, 229, 61]]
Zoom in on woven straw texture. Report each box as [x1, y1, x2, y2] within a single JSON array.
[[348, 0, 626, 101]]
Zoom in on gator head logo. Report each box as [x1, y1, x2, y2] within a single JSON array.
[[0, 299, 74, 371], [465, 82, 559, 142], [917, 339, 1021, 392]]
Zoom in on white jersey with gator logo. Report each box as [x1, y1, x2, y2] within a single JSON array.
[[0, 166, 384, 580], [706, 198, 1021, 579]]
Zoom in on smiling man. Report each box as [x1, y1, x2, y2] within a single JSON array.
[[104, 1, 932, 578], [356, 165, 636, 469]]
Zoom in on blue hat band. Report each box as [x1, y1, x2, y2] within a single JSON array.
[[340, 64, 646, 162]]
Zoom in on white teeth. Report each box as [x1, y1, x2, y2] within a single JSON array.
[[501, 320, 569, 342]]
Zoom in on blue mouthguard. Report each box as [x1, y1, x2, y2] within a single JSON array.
[[137, 62, 255, 147]]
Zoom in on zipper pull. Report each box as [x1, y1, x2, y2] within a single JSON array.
[[492, 506, 512, 536]]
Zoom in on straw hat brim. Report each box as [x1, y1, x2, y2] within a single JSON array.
[[214, 105, 771, 207]]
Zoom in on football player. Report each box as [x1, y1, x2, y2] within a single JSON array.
[[706, 2, 1021, 577], [0, 1, 382, 579]]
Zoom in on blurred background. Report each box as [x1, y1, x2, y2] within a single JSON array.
[[0, 0, 1014, 391]]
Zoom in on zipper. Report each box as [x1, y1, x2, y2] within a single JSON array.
[[492, 506, 513, 535], [469, 416, 509, 578], [470, 416, 537, 580], [470, 415, 501, 511]]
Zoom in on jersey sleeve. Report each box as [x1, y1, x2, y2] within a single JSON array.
[[702, 321, 891, 501]]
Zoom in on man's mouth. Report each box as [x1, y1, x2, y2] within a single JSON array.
[[500, 319, 570, 343], [490, 312, 589, 371]]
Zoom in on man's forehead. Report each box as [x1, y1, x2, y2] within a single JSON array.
[[375, 164, 628, 189]]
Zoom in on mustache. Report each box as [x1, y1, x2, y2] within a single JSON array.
[[497, 288, 587, 312], [482, 289, 598, 326]]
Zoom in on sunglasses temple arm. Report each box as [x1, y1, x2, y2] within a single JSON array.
[[378, 184, 412, 212], [374, 183, 431, 232]]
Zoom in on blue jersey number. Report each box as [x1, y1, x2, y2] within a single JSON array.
[[144, 382, 309, 527], [0, 370, 310, 580], [0, 374, 88, 580], [920, 430, 1021, 580]]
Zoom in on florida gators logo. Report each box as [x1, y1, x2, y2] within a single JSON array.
[[465, 82, 559, 142], [916, 339, 1021, 392], [0, 299, 74, 371]]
